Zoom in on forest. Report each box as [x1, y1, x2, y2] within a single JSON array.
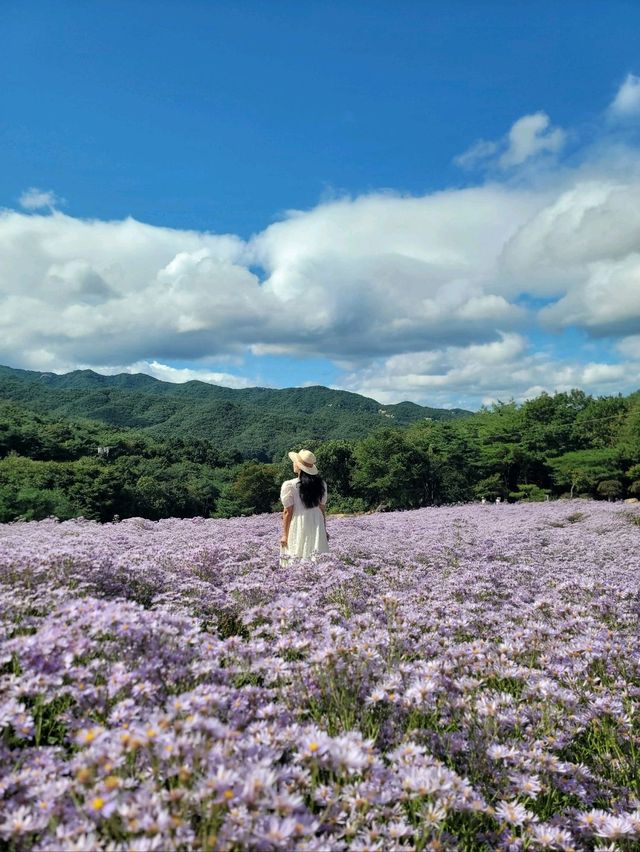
[[1, 376, 638, 522], [0, 364, 466, 458]]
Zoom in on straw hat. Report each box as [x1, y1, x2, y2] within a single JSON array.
[[288, 448, 319, 476]]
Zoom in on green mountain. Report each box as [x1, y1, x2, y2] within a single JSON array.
[[0, 364, 471, 460]]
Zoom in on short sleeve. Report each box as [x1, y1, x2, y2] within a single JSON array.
[[321, 480, 328, 506], [280, 480, 295, 508]]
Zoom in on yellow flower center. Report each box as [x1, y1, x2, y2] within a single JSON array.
[[76, 767, 93, 784]]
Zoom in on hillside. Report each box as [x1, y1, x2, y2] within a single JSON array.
[[0, 364, 470, 460]]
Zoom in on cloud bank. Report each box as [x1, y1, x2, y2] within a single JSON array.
[[2, 76, 640, 409]]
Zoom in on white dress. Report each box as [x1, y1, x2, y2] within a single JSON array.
[[280, 477, 330, 558]]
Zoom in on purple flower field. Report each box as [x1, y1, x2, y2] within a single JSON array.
[[1, 501, 640, 851]]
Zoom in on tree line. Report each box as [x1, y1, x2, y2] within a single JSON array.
[[0, 365, 466, 460], [0, 387, 639, 522]]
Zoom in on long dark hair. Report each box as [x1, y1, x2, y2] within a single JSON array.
[[298, 470, 325, 508]]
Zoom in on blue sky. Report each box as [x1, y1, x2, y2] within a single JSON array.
[[1, 1, 640, 408]]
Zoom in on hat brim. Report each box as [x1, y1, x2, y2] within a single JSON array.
[[288, 451, 319, 476]]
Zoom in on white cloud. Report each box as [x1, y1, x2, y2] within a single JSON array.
[[0, 188, 543, 376], [581, 362, 628, 384], [89, 360, 259, 389], [0, 210, 268, 368], [341, 333, 639, 409], [250, 186, 539, 357], [617, 335, 640, 359], [608, 73, 640, 119], [3, 102, 640, 407], [19, 187, 63, 211], [455, 112, 566, 171], [500, 180, 640, 335], [499, 112, 566, 168], [538, 254, 640, 334], [453, 139, 499, 169]]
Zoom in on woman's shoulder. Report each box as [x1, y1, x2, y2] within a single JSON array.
[[282, 477, 299, 489]]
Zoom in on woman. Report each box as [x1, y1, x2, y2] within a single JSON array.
[[280, 449, 330, 559]]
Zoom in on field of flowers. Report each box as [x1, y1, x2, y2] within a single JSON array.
[[1, 500, 640, 851]]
